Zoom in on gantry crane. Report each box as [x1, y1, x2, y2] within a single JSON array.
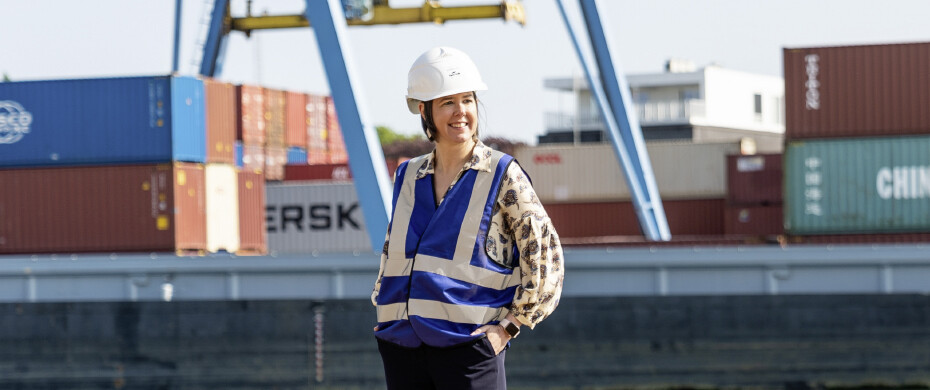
[[184, 0, 670, 250]]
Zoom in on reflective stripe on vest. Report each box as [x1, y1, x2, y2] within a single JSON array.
[[375, 150, 519, 348]]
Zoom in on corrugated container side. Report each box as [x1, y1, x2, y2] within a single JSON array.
[[306, 94, 329, 164], [285, 91, 308, 148], [237, 170, 267, 254], [236, 84, 265, 145], [726, 154, 783, 205], [326, 97, 348, 164], [0, 163, 206, 254], [724, 205, 784, 236], [241, 143, 264, 174], [205, 164, 240, 253], [514, 142, 740, 202], [284, 164, 353, 181], [264, 88, 286, 148], [545, 199, 725, 238], [785, 136, 930, 234], [0, 75, 206, 167], [265, 182, 372, 253], [788, 233, 930, 245], [784, 42, 930, 139], [287, 147, 308, 165], [264, 146, 287, 181], [203, 79, 237, 164]]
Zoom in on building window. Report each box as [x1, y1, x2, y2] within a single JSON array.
[[753, 93, 763, 114]]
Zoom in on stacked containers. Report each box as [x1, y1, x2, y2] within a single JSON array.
[[513, 142, 740, 238], [326, 97, 349, 164], [0, 75, 211, 254], [263, 88, 287, 180], [204, 79, 236, 164], [237, 170, 267, 254], [783, 42, 930, 241], [306, 94, 330, 164], [724, 154, 784, 236], [236, 84, 265, 174]]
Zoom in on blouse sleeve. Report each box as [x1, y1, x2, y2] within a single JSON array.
[[498, 162, 564, 329], [371, 232, 389, 307]]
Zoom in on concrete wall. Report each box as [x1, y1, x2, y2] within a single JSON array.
[[2, 295, 930, 389]]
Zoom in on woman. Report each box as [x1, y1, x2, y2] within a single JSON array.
[[371, 47, 564, 390]]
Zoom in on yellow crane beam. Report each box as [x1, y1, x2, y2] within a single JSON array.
[[229, 1, 525, 34]]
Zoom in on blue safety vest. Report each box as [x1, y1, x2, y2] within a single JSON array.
[[374, 150, 521, 348]]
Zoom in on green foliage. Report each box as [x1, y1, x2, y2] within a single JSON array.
[[2, 72, 10, 82], [377, 126, 422, 145]]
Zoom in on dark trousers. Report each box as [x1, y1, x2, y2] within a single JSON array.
[[377, 337, 507, 390]]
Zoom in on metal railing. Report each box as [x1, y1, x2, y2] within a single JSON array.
[[545, 99, 706, 131]]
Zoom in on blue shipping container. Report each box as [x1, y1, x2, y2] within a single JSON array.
[[287, 147, 308, 165], [0, 75, 205, 166], [234, 141, 244, 168]]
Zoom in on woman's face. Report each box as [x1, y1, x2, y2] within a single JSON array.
[[421, 92, 477, 145]]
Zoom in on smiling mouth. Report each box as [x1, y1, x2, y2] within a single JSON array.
[[450, 123, 468, 129]]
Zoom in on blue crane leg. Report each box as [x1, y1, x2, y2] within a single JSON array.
[[305, 0, 392, 252]]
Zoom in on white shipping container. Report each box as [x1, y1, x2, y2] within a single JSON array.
[[265, 182, 371, 253], [205, 164, 241, 253], [514, 142, 741, 202]]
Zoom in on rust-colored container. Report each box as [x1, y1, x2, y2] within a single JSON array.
[[784, 42, 930, 139], [204, 79, 237, 164], [285, 91, 308, 148], [727, 154, 783, 205], [0, 163, 206, 254], [724, 205, 784, 236], [788, 233, 930, 245], [306, 94, 329, 164], [545, 199, 725, 238], [236, 84, 265, 145], [264, 88, 286, 148], [326, 97, 348, 164], [237, 170, 267, 254], [284, 163, 352, 181], [241, 143, 264, 174], [264, 146, 287, 181]]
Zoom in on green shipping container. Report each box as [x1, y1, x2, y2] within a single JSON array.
[[786, 136, 930, 234]]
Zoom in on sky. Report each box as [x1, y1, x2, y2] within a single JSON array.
[[3, 0, 929, 144]]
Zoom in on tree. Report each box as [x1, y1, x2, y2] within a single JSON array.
[[377, 126, 422, 145], [2, 73, 9, 82]]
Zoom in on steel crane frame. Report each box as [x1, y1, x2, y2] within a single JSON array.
[[190, 0, 671, 250]]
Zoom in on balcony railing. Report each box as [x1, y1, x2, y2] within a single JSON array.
[[545, 99, 706, 131]]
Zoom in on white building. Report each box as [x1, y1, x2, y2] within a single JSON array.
[[542, 60, 785, 152]]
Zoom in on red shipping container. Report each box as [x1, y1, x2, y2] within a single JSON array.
[[284, 163, 352, 181], [241, 143, 264, 174], [236, 84, 265, 145], [237, 170, 267, 254], [306, 94, 329, 164], [264, 146, 287, 181], [326, 96, 348, 164], [724, 205, 784, 236], [726, 154, 783, 205], [788, 233, 930, 245], [784, 42, 930, 139], [204, 79, 237, 164], [546, 199, 725, 238], [285, 91, 308, 148], [0, 163, 206, 254], [264, 88, 286, 148]]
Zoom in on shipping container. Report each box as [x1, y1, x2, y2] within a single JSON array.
[[240, 143, 264, 174], [284, 163, 352, 181], [236, 84, 265, 145], [727, 154, 783, 205], [514, 142, 741, 202], [306, 94, 329, 164], [264, 88, 286, 148], [326, 97, 348, 164], [0, 75, 205, 167], [237, 170, 267, 254], [285, 91, 308, 148], [287, 147, 308, 165], [724, 205, 784, 236], [785, 136, 930, 234], [264, 146, 287, 181], [0, 163, 206, 254], [205, 164, 240, 253], [265, 182, 372, 253], [234, 141, 243, 168], [784, 42, 930, 139], [203, 79, 237, 164], [787, 233, 930, 245], [545, 199, 725, 238]]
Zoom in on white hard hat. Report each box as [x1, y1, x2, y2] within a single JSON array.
[[405, 47, 488, 114]]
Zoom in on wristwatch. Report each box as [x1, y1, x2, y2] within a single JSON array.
[[499, 318, 520, 338]]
